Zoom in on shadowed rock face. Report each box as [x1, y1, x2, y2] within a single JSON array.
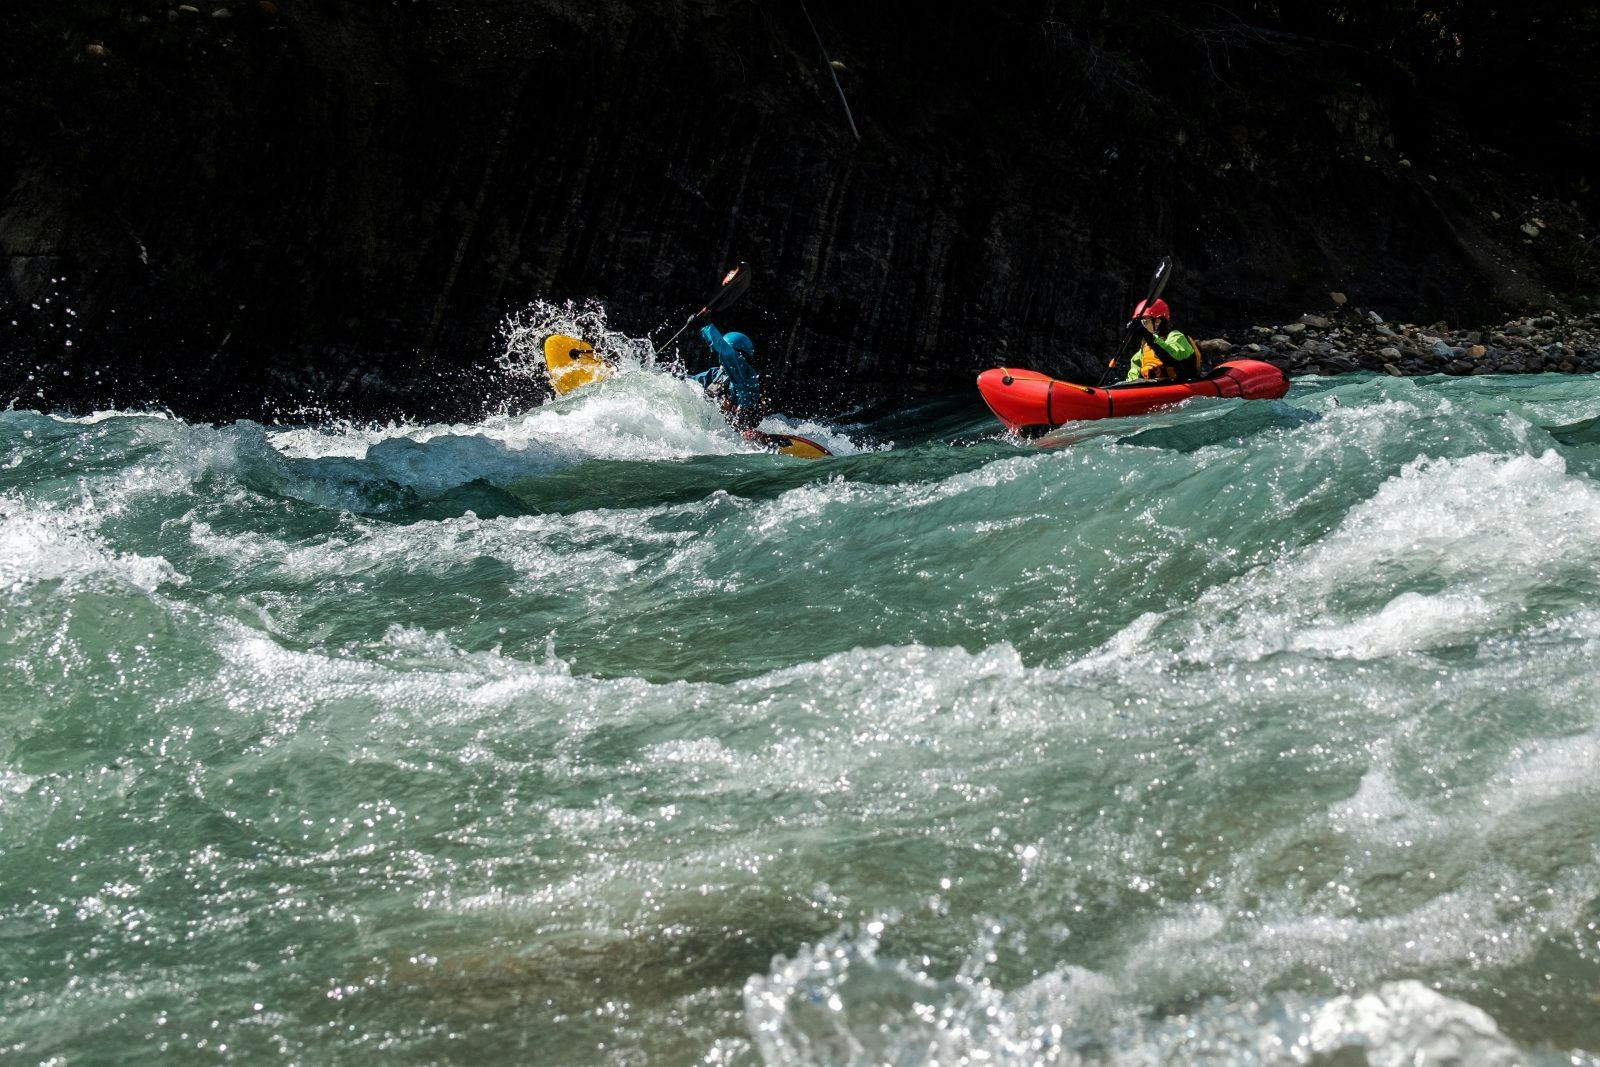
[[2, 0, 1595, 420]]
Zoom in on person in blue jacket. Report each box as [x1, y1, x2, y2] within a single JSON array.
[[690, 324, 762, 432]]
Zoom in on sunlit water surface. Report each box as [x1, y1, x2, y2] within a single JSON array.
[[4, 364, 1600, 1064]]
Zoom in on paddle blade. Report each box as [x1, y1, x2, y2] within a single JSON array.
[[698, 261, 751, 320], [1123, 256, 1174, 331], [1146, 256, 1173, 304], [659, 262, 755, 351]]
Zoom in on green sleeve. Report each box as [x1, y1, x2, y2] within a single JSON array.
[[1151, 330, 1196, 362]]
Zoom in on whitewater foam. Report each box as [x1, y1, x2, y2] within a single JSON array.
[[0, 493, 181, 595], [8, 372, 1600, 1063], [1084, 448, 1600, 669], [742, 916, 1580, 1066]]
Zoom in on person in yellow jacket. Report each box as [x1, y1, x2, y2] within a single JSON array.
[[1124, 298, 1202, 383]]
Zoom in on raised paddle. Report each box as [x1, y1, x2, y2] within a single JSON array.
[[657, 262, 752, 353], [1095, 256, 1173, 387]]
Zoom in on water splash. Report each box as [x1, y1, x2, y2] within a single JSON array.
[[496, 297, 660, 386]]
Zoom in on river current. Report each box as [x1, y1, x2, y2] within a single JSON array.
[[4, 347, 1600, 1062]]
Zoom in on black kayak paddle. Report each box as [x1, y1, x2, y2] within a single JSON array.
[[1095, 256, 1173, 387], [657, 262, 752, 353]]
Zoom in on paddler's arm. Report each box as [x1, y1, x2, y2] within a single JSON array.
[[1125, 328, 1194, 380], [1141, 326, 1197, 363], [687, 323, 734, 382], [699, 324, 760, 409], [699, 323, 734, 362]]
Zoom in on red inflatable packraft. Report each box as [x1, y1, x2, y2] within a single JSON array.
[[977, 359, 1290, 434]]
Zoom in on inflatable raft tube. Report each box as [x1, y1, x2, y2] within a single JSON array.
[[977, 359, 1290, 434]]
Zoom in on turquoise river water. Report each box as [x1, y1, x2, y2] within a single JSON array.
[[4, 351, 1600, 1063]]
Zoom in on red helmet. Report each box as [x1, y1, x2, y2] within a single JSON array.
[[1132, 298, 1170, 319]]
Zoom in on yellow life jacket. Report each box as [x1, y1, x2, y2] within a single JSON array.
[[1138, 331, 1202, 381]]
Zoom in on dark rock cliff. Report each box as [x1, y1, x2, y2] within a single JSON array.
[[3, 0, 1596, 419]]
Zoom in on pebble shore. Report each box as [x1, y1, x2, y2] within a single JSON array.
[[1200, 295, 1600, 377]]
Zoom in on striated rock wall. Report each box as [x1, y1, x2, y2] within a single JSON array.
[[2, 0, 1595, 419]]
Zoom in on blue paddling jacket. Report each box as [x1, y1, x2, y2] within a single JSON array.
[[690, 324, 761, 421]]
